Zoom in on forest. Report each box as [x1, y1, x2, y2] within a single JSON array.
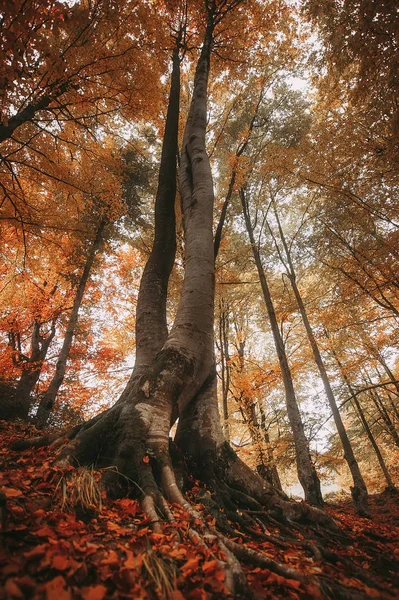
[[0, 0, 398, 598]]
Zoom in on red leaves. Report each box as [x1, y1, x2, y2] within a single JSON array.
[[2, 421, 399, 600]]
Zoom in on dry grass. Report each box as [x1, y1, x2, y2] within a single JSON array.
[[142, 546, 177, 599], [55, 466, 103, 512]]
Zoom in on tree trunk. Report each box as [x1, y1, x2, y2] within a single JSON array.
[[35, 219, 106, 427], [240, 187, 323, 507], [330, 345, 396, 490], [258, 403, 283, 491], [12, 320, 56, 420], [271, 202, 369, 516], [218, 299, 231, 440], [13, 5, 337, 551], [232, 328, 283, 491]]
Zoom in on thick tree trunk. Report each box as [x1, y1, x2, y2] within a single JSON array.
[[272, 203, 369, 515], [240, 188, 323, 507], [13, 5, 338, 553], [36, 219, 106, 427]]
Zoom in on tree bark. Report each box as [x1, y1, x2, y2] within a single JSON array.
[[240, 187, 323, 507], [35, 219, 106, 427]]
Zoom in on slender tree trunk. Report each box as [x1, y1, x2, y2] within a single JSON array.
[[258, 403, 283, 491], [330, 345, 395, 490], [271, 203, 369, 515], [218, 300, 231, 440], [35, 219, 106, 426], [14, 320, 56, 420], [375, 356, 399, 397], [240, 187, 323, 506], [116, 42, 181, 410], [360, 369, 399, 446], [370, 390, 399, 447], [232, 330, 283, 490], [213, 82, 266, 259]]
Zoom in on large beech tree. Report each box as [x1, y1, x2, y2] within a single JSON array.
[[14, 3, 337, 587]]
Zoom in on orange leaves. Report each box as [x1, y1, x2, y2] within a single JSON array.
[[81, 585, 107, 600], [2, 487, 22, 498], [51, 555, 71, 571], [44, 576, 72, 600], [180, 557, 200, 577]]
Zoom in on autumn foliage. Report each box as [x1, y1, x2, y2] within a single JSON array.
[[1, 0, 399, 597]]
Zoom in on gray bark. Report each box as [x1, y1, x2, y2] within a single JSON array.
[[116, 42, 181, 410], [271, 203, 369, 515], [240, 188, 323, 506]]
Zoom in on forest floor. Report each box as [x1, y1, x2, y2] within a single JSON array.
[[0, 420, 399, 600]]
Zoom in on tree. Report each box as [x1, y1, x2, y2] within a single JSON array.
[[268, 193, 370, 515], [327, 339, 396, 491], [240, 186, 323, 506], [35, 217, 106, 426], [14, 5, 337, 586]]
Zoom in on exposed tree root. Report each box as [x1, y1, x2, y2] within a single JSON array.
[[11, 417, 396, 599]]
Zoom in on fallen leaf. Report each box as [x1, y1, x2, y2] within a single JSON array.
[[24, 544, 48, 560], [181, 557, 200, 576], [44, 576, 72, 600], [3, 488, 22, 498], [81, 584, 107, 600], [51, 555, 70, 571]]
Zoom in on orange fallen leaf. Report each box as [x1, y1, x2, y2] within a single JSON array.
[[202, 559, 219, 574], [124, 550, 139, 569], [81, 584, 107, 600], [143, 456, 150, 463], [170, 591, 185, 600], [24, 544, 48, 560], [181, 557, 200, 576], [51, 555, 70, 571], [35, 526, 57, 538], [100, 549, 119, 566], [3, 487, 22, 498], [44, 576, 72, 600]]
